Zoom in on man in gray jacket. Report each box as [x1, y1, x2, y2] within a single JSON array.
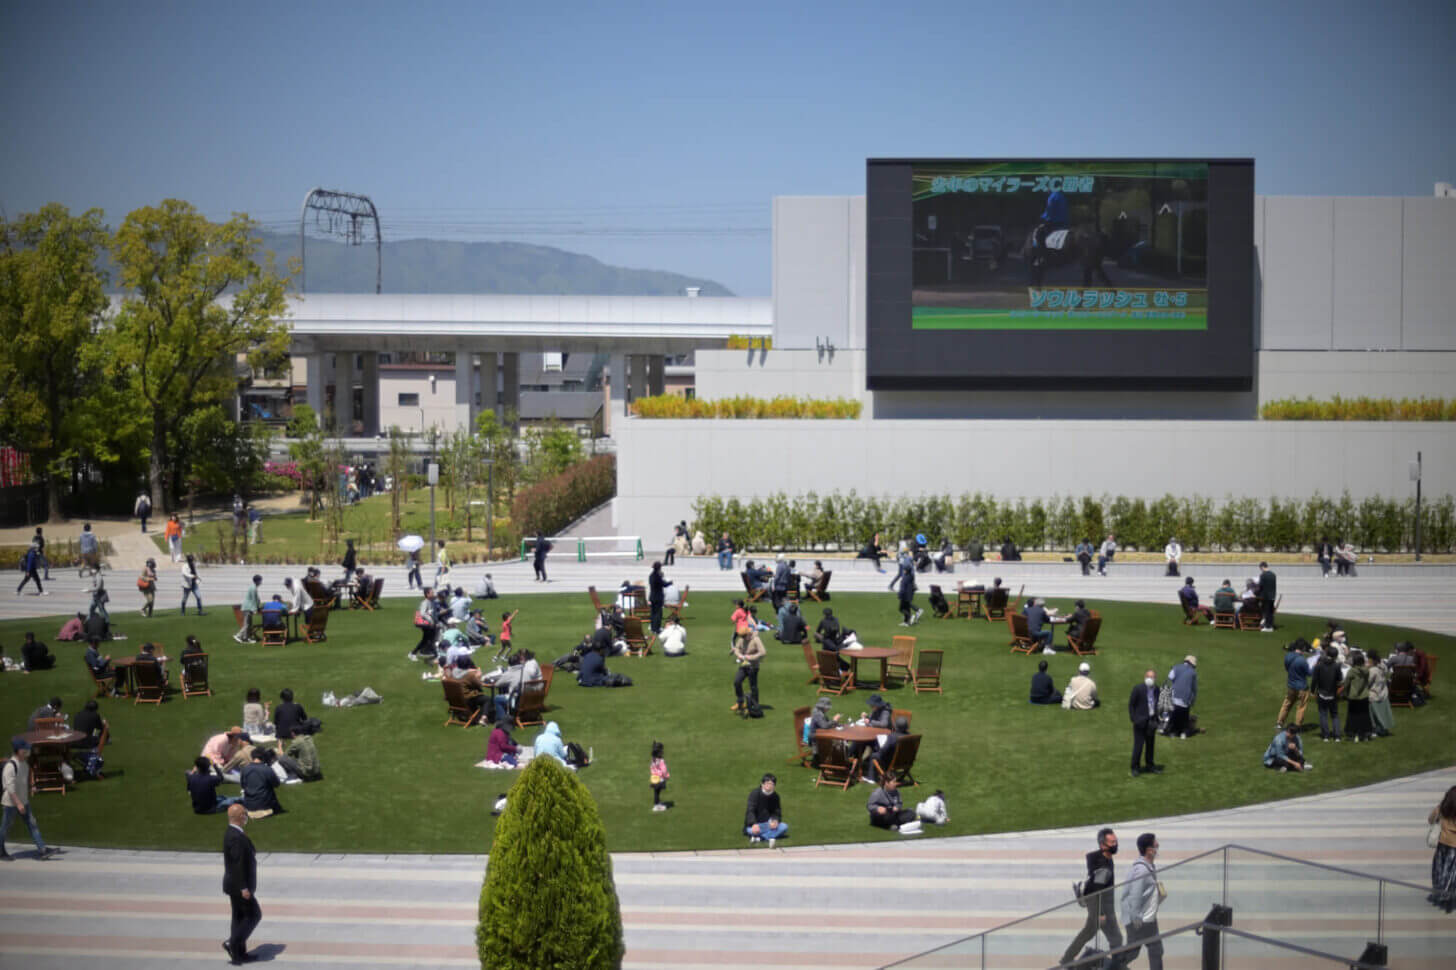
[[1118, 832, 1163, 969]]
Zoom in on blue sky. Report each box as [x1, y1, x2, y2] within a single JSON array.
[[2, 0, 1450, 296]]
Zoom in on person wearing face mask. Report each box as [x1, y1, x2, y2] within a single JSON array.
[[1129, 669, 1163, 778], [1061, 827, 1123, 968], [1119, 833, 1164, 970]]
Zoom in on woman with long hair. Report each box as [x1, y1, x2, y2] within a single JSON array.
[[1431, 785, 1456, 913]]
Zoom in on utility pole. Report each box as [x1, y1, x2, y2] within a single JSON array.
[[427, 429, 439, 577], [1411, 451, 1423, 562]]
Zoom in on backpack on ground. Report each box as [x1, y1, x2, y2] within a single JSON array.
[[743, 696, 764, 719], [565, 742, 590, 767]]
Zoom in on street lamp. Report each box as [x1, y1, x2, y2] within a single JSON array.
[[1411, 451, 1423, 562]]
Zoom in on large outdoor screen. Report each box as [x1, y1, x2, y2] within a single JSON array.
[[866, 158, 1254, 390]]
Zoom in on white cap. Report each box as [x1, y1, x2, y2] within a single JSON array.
[[1078, 662, 1091, 674]]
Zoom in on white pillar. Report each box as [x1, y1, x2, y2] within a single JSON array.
[[455, 351, 475, 432], [608, 352, 627, 435], [305, 353, 326, 429], [336, 351, 356, 434], [361, 352, 380, 436], [502, 352, 520, 423]]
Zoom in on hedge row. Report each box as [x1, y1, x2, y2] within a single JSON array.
[[1260, 396, 1456, 421], [690, 491, 1456, 554], [630, 394, 862, 420], [511, 454, 615, 539]]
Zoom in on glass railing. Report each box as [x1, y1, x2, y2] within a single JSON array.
[[883, 844, 1453, 969]]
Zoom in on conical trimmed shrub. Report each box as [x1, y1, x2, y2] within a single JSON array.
[[477, 757, 624, 970]]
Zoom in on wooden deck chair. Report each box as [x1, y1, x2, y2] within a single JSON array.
[[1180, 601, 1204, 626], [1068, 613, 1102, 657], [30, 744, 69, 795], [913, 650, 943, 694], [808, 570, 832, 602], [1008, 612, 1037, 654], [956, 586, 983, 620], [883, 734, 922, 788], [623, 616, 652, 656], [305, 605, 330, 643], [1425, 655, 1438, 697], [813, 735, 860, 790], [788, 705, 813, 766], [84, 660, 116, 698], [801, 640, 821, 685], [629, 585, 652, 620], [816, 650, 854, 695], [1238, 606, 1263, 631], [588, 586, 607, 613], [887, 635, 916, 687], [1388, 666, 1416, 709], [357, 577, 384, 611], [667, 586, 690, 621], [891, 709, 913, 731], [741, 572, 766, 603], [785, 581, 800, 606], [132, 660, 166, 705], [442, 678, 482, 728], [32, 716, 65, 733], [231, 605, 259, 641], [1212, 609, 1237, 629], [261, 618, 287, 646], [304, 577, 337, 610], [1008, 584, 1026, 612], [984, 586, 1010, 623], [181, 652, 212, 699], [514, 677, 549, 728]]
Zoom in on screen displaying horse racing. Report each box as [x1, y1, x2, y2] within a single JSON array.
[[910, 161, 1208, 331], [865, 158, 1253, 390]]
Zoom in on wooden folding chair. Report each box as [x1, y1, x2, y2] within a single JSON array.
[[514, 677, 549, 728], [801, 640, 821, 685], [788, 705, 813, 766], [1238, 607, 1263, 631], [1180, 602, 1204, 626], [1425, 655, 1439, 697], [132, 660, 166, 705], [1212, 610, 1237, 630], [261, 619, 287, 646], [305, 605, 330, 643], [181, 653, 212, 699], [1068, 614, 1101, 657], [913, 650, 943, 694], [84, 659, 116, 698], [667, 586, 690, 621], [741, 573, 766, 603], [887, 635, 916, 687], [808, 570, 832, 602], [984, 587, 1009, 623], [305, 578, 337, 610], [1008, 612, 1037, 654], [816, 650, 854, 696], [891, 709, 913, 731], [357, 578, 384, 611], [883, 734, 921, 788], [588, 586, 607, 613], [32, 716, 65, 733], [956, 585, 984, 620], [1388, 666, 1416, 709], [30, 744, 69, 795], [623, 616, 652, 657], [812, 735, 860, 790], [442, 679, 482, 728]]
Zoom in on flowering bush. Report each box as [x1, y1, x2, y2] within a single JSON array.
[[1261, 396, 1456, 421], [511, 455, 616, 538], [263, 460, 305, 485], [630, 394, 861, 419]]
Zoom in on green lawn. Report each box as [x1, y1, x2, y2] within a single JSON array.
[[2, 592, 1451, 855]]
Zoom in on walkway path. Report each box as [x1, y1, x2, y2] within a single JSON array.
[[2, 768, 1450, 969]]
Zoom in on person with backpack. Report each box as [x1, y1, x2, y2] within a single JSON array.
[[1060, 828, 1122, 968], [15, 544, 45, 596], [731, 625, 765, 716], [532, 533, 552, 582], [134, 492, 152, 533], [1, 739, 60, 861]]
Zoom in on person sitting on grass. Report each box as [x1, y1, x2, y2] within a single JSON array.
[[744, 773, 788, 846], [187, 756, 241, 815], [57, 613, 85, 642], [1263, 724, 1312, 772], [533, 721, 574, 768], [487, 718, 520, 768], [202, 727, 253, 782], [464, 610, 492, 648], [658, 615, 687, 657], [273, 688, 320, 740], [239, 748, 284, 816], [868, 775, 922, 834], [1062, 662, 1100, 710], [352, 567, 373, 607], [181, 635, 205, 658], [20, 632, 56, 671], [1030, 659, 1061, 704], [242, 688, 272, 737], [775, 603, 806, 644]]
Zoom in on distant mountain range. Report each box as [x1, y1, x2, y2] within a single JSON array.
[[257, 231, 735, 297]]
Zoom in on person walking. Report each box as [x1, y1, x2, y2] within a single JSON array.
[[731, 625, 765, 714], [221, 803, 262, 965], [181, 554, 204, 615], [1129, 669, 1163, 777], [165, 514, 184, 562], [340, 538, 357, 585], [895, 554, 921, 626], [1257, 561, 1278, 631], [138, 558, 158, 617], [30, 527, 51, 580], [532, 532, 551, 582], [1119, 833, 1164, 969], [15, 544, 45, 597], [134, 491, 152, 533], [405, 546, 422, 590], [1, 739, 59, 861], [1276, 639, 1312, 730], [1430, 784, 1456, 914], [235, 574, 262, 643], [434, 540, 450, 588], [1060, 828, 1123, 968]]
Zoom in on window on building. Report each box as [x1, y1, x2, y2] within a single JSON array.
[[398, 393, 420, 407]]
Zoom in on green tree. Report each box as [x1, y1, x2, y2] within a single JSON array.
[[287, 403, 319, 438], [525, 419, 585, 481], [478, 757, 624, 970], [107, 200, 290, 511], [0, 204, 115, 520], [475, 408, 520, 522]]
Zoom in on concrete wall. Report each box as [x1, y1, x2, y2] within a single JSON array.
[[613, 417, 1451, 543], [772, 196, 866, 350], [694, 348, 866, 401], [378, 367, 456, 434]]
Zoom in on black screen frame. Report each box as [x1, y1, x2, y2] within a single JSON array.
[[866, 158, 1254, 391]]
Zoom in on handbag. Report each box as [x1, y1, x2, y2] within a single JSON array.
[[1429, 821, 1443, 849], [1157, 881, 1168, 901]]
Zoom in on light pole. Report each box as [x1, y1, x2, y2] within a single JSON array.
[[427, 429, 439, 574], [1411, 451, 1423, 562]]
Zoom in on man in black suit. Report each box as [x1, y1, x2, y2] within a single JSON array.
[[222, 803, 261, 965], [1257, 562, 1278, 632], [1129, 668, 1163, 779]]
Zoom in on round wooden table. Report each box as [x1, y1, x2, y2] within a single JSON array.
[[21, 729, 86, 748], [813, 724, 885, 743], [839, 646, 895, 689]]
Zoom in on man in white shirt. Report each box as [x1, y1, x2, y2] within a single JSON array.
[[1097, 534, 1117, 576], [1164, 537, 1182, 577], [474, 573, 498, 599], [1062, 662, 1100, 710], [659, 615, 687, 657]]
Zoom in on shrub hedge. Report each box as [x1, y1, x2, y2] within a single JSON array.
[[511, 454, 615, 539], [630, 394, 862, 419], [690, 490, 1456, 554], [1261, 396, 1456, 421]]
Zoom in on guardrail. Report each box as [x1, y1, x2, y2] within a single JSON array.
[[518, 535, 644, 562]]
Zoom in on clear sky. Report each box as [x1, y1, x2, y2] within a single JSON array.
[[2, 0, 1451, 296]]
